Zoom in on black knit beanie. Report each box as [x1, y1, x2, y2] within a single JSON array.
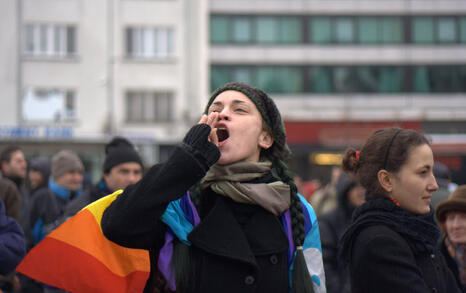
[[205, 82, 290, 160], [103, 137, 143, 174]]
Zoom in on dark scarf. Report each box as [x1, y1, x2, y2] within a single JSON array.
[[340, 197, 441, 260]]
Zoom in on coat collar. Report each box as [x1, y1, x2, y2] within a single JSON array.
[[187, 196, 288, 267]]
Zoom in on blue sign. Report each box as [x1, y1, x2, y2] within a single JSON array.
[[0, 126, 73, 139]]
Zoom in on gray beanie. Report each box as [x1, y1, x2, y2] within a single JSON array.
[[51, 150, 84, 180]]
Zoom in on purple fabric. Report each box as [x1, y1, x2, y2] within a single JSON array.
[[157, 192, 200, 291], [300, 198, 312, 235], [157, 230, 176, 290], [181, 191, 200, 226], [282, 210, 295, 267]]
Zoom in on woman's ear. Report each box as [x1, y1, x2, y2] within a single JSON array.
[[377, 169, 393, 193], [258, 131, 273, 150]]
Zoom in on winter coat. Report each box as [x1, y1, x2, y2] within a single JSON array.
[[341, 197, 461, 293], [0, 178, 21, 222], [101, 126, 326, 293], [0, 199, 26, 276], [438, 236, 466, 292], [318, 174, 356, 293]]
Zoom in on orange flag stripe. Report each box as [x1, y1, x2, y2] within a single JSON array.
[[48, 208, 149, 276], [18, 237, 148, 293]]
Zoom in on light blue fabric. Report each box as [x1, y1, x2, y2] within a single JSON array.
[[161, 198, 193, 245], [48, 179, 82, 200]]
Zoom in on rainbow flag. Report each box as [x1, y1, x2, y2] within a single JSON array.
[[17, 190, 150, 293]]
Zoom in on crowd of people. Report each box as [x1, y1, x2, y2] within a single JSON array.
[[0, 81, 464, 293]]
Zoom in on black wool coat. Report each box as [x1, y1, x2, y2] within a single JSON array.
[[349, 224, 461, 293], [101, 142, 292, 293], [438, 237, 466, 292]]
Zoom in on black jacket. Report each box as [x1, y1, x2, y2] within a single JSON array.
[[318, 174, 356, 293], [438, 236, 466, 292], [101, 125, 292, 293], [341, 198, 461, 293]]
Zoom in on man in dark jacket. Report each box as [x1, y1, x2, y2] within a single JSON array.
[[318, 173, 365, 293], [64, 137, 143, 217], [0, 146, 29, 222], [28, 157, 51, 195]]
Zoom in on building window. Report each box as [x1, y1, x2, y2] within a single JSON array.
[[23, 24, 76, 58], [210, 16, 230, 44], [232, 17, 252, 43], [460, 17, 466, 43], [126, 91, 173, 122], [211, 65, 466, 94], [126, 27, 174, 59], [310, 17, 332, 44], [357, 17, 403, 44], [22, 88, 76, 122], [335, 17, 354, 43], [437, 17, 457, 43]]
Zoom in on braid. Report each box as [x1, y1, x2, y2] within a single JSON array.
[[272, 157, 315, 293], [272, 157, 305, 246]]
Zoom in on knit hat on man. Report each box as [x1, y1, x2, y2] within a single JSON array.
[[103, 137, 143, 174], [205, 82, 290, 159], [51, 150, 84, 180]]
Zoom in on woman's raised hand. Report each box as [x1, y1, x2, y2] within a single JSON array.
[[198, 113, 219, 147]]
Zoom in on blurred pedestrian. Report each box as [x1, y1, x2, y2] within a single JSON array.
[[311, 166, 341, 216], [64, 137, 144, 216], [0, 146, 28, 222], [0, 198, 26, 292], [0, 178, 21, 222], [431, 161, 452, 209], [101, 82, 326, 293], [340, 128, 460, 293], [319, 173, 365, 293], [27, 157, 51, 195], [27, 150, 87, 246], [436, 185, 466, 292]]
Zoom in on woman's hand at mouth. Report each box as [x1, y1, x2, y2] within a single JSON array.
[[198, 113, 219, 147]]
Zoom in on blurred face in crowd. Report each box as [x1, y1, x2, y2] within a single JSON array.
[[445, 211, 466, 246], [28, 169, 45, 190], [55, 170, 83, 191], [348, 184, 366, 207], [207, 90, 273, 165], [104, 162, 143, 192], [2, 150, 27, 179], [390, 144, 438, 214]]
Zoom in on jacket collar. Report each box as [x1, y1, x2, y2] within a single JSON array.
[[187, 195, 288, 267]]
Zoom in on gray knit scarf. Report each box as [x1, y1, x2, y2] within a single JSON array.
[[200, 161, 291, 216]]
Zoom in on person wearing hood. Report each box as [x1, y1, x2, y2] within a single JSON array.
[[318, 173, 365, 293], [27, 157, 51, 194], [435, 185, 466, 292]]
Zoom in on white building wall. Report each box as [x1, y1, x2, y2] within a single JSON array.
[[0, 0, 19, 125]]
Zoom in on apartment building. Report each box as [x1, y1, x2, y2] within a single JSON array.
[[0, 0, 208, 179], [209, 0, 466, 183]]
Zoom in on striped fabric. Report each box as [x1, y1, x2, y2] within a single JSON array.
[[17, 190, 150, 293]]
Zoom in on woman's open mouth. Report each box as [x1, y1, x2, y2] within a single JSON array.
[[217, 127, 229, 142]]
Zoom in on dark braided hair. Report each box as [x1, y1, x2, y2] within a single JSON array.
[[185, 82, 313, 292]]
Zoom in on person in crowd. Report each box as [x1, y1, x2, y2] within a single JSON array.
[[95, 136, 143, 198], [339, 128, 461, 293], [27, 150, 87, 246], [27, 157, 51, 195], [435, 185, 466, 292], [0, 146, 28, 221], [64, 136, 144, 215], [319, 173, 365, 293], [0, 178, 21, 223], [310, 166, 341, 216], [101, 82, 326, 293], [431, 161, 452, 209], [0, 198, 26, 292]]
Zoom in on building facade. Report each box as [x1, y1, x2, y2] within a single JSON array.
[[0, 0, 208, 180], [209, 0, 466, 184]]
